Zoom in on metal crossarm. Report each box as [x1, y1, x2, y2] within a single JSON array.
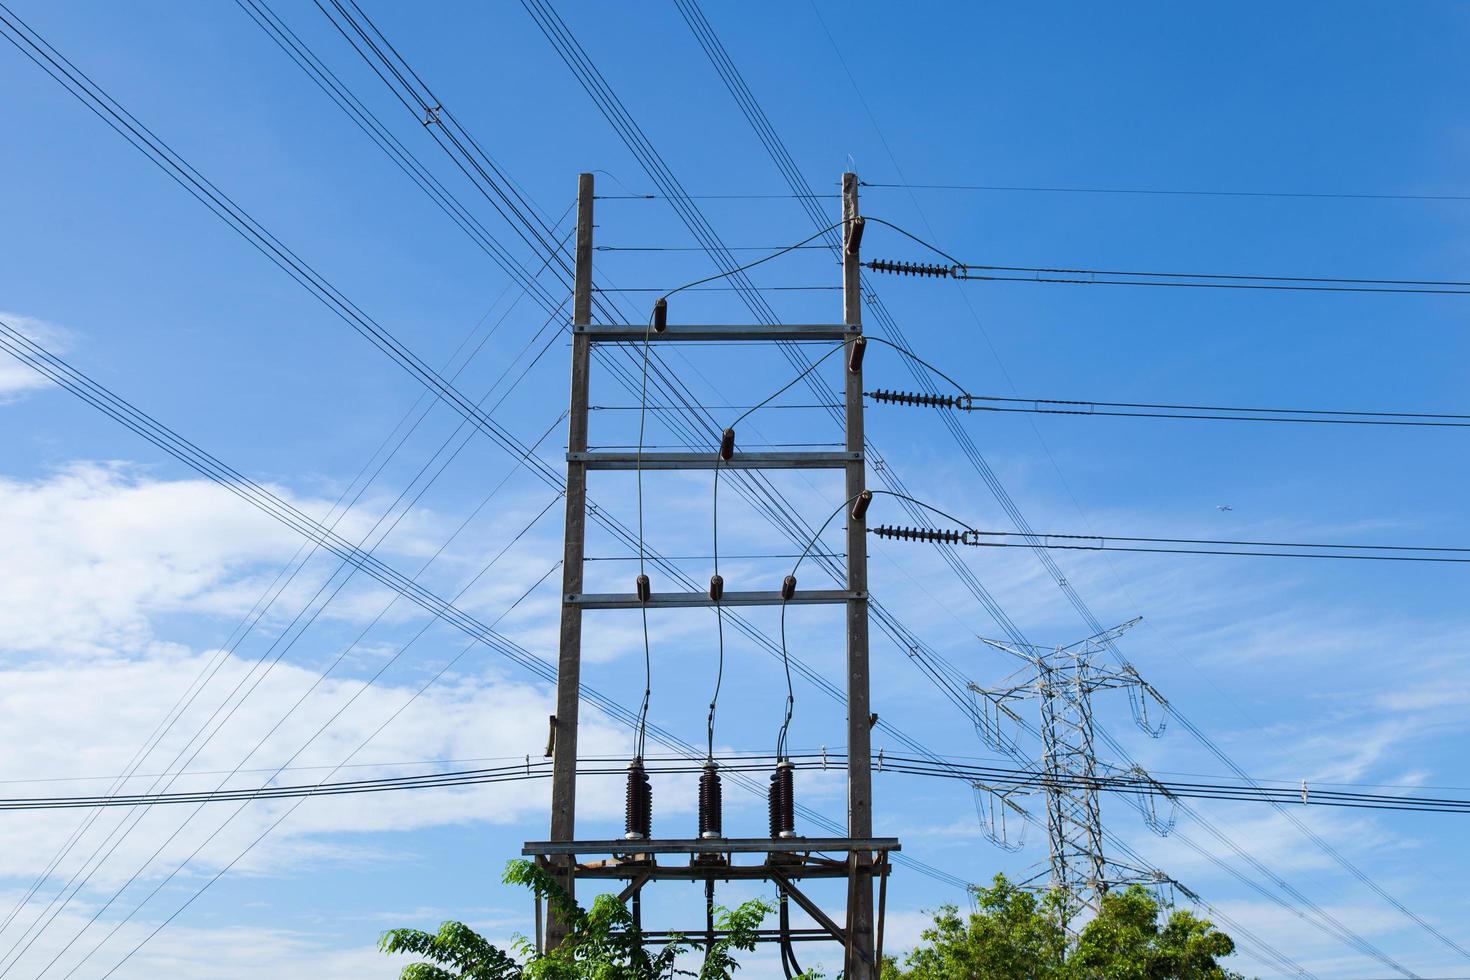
[[576, 323, 858, 342], [566, 589, 863, 609], [569, 450, 859, 470]]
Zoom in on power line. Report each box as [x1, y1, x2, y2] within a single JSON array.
[[2, 752, 1468, 815], [859, 179, 1470, 204], [871, 520, 1470, 564], [865, 252, 1470, 296], [804, 55, 1465, 975], [669, 4, 1313, 975], [2, 18, 971, 939], [868, 386, 1470, 429], [677, 2, 1460, 969], [958, 264, 1470, 296], [962, 530, 1470, 564], [258, 0, 973, 902], [953, 394, 1470, 429]]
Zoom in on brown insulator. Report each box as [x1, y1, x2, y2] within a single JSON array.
[[845, 215, 866, 256], [624, 760, 652, 839], [848, 336, 867, 373], [780, 575, 796, 601], [719, 426, 735, 461], [652, 297, 667, 332], [850, 489, 873, 521], [770, 761, 795, 838], [636, 573, 651, 603], [708, 574, 724, 602], [768, 769, 782, 838], [698, 762, 723, 839]]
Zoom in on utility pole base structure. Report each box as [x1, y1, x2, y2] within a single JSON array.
[[527, 172, 893, 977]]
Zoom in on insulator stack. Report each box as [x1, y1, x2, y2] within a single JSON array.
[[624, 760, 652, 839], [652, 297, 668, 332], [636, 574, 651, 603], [719, 427, 736, 460], [868, 388, 971, 410], [698, 763, 723, 839], [708, 574, 724, 601], [872, 524, 964, 545], [780, 575, 797, 601], [865, 257, 953, 278], [768, 762, 796, 838]]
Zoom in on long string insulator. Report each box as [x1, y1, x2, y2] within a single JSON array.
[[708, 574, 724, 601], [719, 427, 736, 460], [867, 388, 972, 410], [872, 523, 964, 545], [636, 574, 651, 603], [768, 762, 795, 838], [865, 257, 953, 278], [698, 762, 723, 839], [624, 760, 653, 839]]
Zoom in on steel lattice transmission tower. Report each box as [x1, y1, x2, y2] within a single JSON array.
[[968, 618, 1170, 907]]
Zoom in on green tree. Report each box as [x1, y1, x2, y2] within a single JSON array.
[[884, 875, 1245, 980], [381, 859, 774, 980]]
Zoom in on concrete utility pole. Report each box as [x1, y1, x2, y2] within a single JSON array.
[[527, 172, 893, 976], [842, 171, 877, 977], [544, 170, 595, 947]]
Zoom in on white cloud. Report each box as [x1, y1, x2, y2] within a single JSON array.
[[0, 459, 637, 975], [0, 311, 72, 400], [0, 462, 508, 659], [0, 645, 630, 878]]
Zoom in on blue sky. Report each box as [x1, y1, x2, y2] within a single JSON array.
[[3, 1, 1470, 977]]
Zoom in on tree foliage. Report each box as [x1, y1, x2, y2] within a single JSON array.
[[380, 859, 774, 980], [883, 875, 1246, 980]]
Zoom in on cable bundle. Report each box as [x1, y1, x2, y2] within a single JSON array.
[[865, 257, 953, 278], [868, 388, 972, 410], [872, 524, 966, 545]]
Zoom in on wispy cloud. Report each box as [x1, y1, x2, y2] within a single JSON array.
[[0, 311, 72, 400]]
